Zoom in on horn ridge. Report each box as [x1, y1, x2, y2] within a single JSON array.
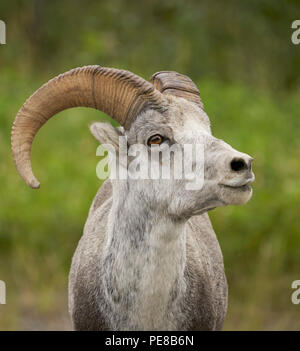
[[150, 70, 203, 109], [11, 65, 165, 188]]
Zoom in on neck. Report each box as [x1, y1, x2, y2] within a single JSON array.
[[103, 181, 187, 330]]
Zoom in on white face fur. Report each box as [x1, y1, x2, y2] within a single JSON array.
[[90, 95, 254, 219]]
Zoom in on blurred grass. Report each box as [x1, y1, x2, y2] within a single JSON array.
[[0, 71, 107, 329], [0, 72, 299, 330], [205, 81, 300, 330]]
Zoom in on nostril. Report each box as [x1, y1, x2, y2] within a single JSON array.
[[230, 158, 247, 172]]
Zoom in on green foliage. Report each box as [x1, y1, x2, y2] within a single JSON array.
[[1, 0, 300, 91], [0, 0, 299, 330]]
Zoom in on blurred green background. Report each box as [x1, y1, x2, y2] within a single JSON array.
[[0, 0, 300, 330]]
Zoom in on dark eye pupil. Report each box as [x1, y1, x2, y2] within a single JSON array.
[[148, 135, 163, 145]]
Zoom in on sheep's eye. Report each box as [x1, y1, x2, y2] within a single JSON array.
[[147, 134, 164, 146]]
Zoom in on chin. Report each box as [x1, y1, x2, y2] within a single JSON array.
[[221, 185, 253, 205]]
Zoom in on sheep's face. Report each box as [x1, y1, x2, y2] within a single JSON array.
[[91, 96, 254, 219]]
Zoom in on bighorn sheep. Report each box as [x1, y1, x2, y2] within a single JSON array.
[[11, 66, 254, 330]]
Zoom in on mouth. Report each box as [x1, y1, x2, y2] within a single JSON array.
[[219, 174, 254, 192], [219, 183, 251, 192]]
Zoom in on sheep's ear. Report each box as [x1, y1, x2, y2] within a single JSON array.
[[89, 122, 124, 150]]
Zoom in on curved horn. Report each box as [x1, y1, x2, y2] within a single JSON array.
[[150, 71, 203, 109], [11, 65, 165, 189]]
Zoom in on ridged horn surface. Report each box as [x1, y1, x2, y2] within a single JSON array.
[[150, 71, 203, 109], [11, 65, 165, 188]]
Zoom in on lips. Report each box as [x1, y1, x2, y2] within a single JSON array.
[[219, 176, 254, 191], [220, 183, 251, 191]]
